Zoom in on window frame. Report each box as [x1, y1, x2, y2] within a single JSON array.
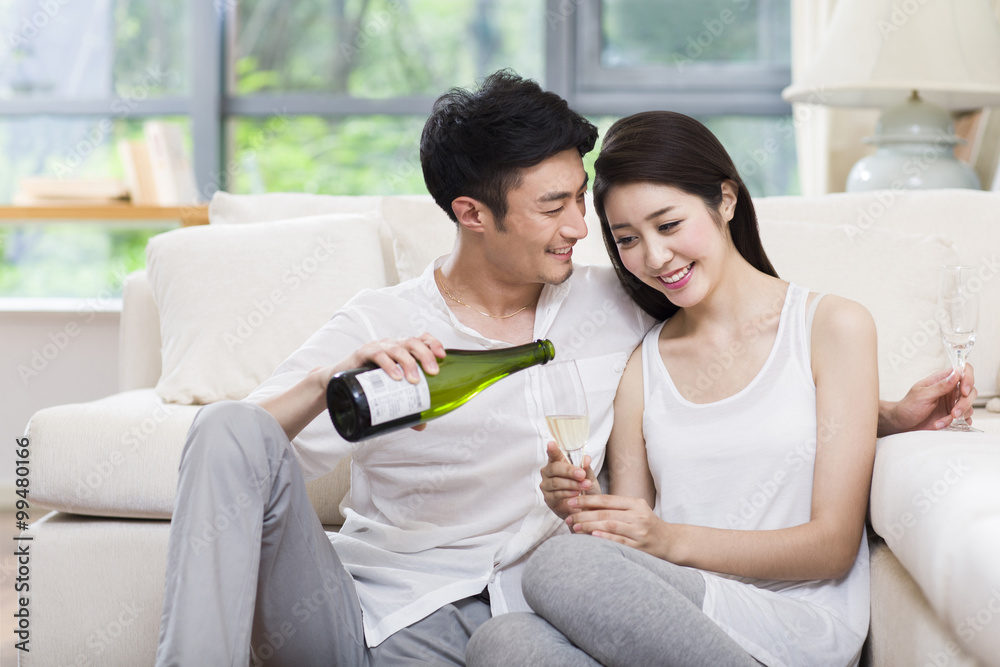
[[550, 0, 792, 116], [1, 0, 792, 199]]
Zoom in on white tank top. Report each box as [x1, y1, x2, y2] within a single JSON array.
[[641, 283, 869, 667]]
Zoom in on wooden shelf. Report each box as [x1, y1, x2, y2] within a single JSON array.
[[0, 204, 209, 226]]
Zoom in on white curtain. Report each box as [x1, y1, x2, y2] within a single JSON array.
[[789, 0, 877, 195]]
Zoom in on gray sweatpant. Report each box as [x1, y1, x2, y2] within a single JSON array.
[[154, 401, 491, 667], [466, 534, 762, 667]]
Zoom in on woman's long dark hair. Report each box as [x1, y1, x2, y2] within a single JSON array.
[[593, 111, 778, 321]]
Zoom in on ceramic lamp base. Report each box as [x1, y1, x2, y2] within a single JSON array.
[[846, 93, 981, 192]]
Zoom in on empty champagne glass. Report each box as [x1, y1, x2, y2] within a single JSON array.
[[541, 361, 590, 477], [939, 266, 981, 432]]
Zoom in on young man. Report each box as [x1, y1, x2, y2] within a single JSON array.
[[155, 70, 977, 666]]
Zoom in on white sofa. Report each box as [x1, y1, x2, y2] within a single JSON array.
[[22, 189, 1000, 667]]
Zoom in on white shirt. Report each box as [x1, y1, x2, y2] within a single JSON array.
[[246, 258, 652, 646], [642, 285, 869, 667]]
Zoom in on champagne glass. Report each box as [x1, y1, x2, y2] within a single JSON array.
[[939, 266, 981, 432], [541, 361, 590, 480]]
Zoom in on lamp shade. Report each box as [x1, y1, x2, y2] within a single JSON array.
[[783, 0, 1000, 109]]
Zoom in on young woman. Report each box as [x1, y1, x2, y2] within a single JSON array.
[[466, 111, 878, 667]]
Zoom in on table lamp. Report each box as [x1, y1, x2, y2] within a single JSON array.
[[782, 0, 1000, 191]]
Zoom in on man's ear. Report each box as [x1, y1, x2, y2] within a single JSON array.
[[720, 180, 738, 222], [452, 196, 492, 233]]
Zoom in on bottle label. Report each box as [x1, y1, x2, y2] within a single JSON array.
[[355, 366, 431, 425]]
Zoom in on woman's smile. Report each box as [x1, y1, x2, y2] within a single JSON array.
[[657, 262, 695, 290]]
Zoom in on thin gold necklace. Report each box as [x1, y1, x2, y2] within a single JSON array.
[[436, 273, 537, 319]]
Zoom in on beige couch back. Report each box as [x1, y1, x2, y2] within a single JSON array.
[[755, 190, 1000, 399], [125, 189, 1000, 400]]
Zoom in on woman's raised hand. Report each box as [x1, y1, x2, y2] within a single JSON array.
[[880, 363, 978, 435], [539, 442, 600, 519]]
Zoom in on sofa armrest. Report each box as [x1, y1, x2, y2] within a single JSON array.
[[28, 389, 199, 518], [119, 270, 162, 391], [27, 389, 351, 525], [870, 431, 1000, 667]]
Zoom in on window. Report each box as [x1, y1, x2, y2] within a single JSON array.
[[0, 0, 794, 298], [557, 0, 797, 195], [225, 0, 546, 196], [230, 0, 544, 98], [575, 0, 790, 113], [1, 0, 191, 298]]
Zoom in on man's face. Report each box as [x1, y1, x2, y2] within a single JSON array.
[[480, 149, 590, 286]]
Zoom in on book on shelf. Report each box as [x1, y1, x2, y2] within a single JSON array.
[[143, 121, 199, 206], [954, 108, 1000, 191], [117, 139, 159, 205], [11, 193, 132, 207], [953, 110, 984, 165], [973, 109, 1000, 193], [15, 177, 130, 202], [14, 121, 202, 208]]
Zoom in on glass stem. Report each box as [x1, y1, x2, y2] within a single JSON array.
[[951, 364, 966, 426]]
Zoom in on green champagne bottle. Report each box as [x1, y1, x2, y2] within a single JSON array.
[[327, 339, 555, 441]]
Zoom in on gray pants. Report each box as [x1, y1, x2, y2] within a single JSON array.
[[154, 401, 491, 667], [466, 535, 762, 667]]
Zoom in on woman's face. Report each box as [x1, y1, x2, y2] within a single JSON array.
[[603, 182, 735, 309]]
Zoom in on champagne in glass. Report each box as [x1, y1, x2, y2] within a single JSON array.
[[541, 361, 590, 470], [939, 266, 980, 433], [545, 414, 590, 468]]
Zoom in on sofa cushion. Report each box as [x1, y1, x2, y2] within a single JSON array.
[[208, 190, 400, 284], [27, 389, 352, 523], [578, 196, 616, 267], [758, 220, 958, 402], [147, 212, 387, 405], [209, 190, 382, 224], [870, 431, 1000, 667], [378, 193, 614, 282], [119, 269, 162, 391], [29, 389, 200, 518], [756, 190, 1000, 398], [379, 195, 455, 281]]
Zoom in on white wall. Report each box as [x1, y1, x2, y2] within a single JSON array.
[[1, 303, 120, 502]]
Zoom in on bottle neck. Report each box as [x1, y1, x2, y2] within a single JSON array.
[[442, 339, 555, 369], [491, 340, 554, 366]]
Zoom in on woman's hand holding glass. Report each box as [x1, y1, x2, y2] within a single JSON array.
[[540, 360, 595, 518], [539, 442, 600, 519], [883, 364, 978, 434], [540, 448, 673, 560], [939, 266, 981, 432]]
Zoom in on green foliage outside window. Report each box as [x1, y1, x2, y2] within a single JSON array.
[[602, 0, 790, 67], [0, 0, 795, 298], [231, 116, 429, 196], [231, 0, 543, 97], [0, 224, 164, 298], [0, 117, 187, 298]]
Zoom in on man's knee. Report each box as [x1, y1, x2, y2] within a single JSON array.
[[181, 401, 284, 469]]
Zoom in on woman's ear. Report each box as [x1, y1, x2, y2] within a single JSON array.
[[720, 181, 738, 222]]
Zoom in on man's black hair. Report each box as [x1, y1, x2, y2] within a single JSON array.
[[420, 69, 598, 229]]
